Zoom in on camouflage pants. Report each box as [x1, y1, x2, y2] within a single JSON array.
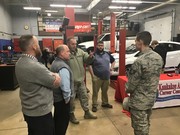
[[70, 81, 89, 113], [130, 108, 152, 135], [92, 75, 109, 107]]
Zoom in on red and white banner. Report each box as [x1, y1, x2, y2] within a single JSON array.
[[44, 19, 62, 32], [74, 22, 91, 33], [45, 23, 60, 32], [43, 21, 91, 33], [153, 79, 180, 108], [45, 25, 60, 32]]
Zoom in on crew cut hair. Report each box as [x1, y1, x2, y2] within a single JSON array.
[[136, 31, 152, 46], [19, 34, 34, 52]]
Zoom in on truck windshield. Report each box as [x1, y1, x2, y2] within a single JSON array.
[[97, 34, 105, 42], [126, 44, 137, 54]]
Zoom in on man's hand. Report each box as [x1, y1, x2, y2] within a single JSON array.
[[89, 50, 94, 58], [110, 67, 114, 75], [52, 73, 61, 88]]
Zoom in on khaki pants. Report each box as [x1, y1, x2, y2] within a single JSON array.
[[92, 75, 109, 107], [70, 81, 89, 113]]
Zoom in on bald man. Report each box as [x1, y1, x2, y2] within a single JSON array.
[[51, 45, 74, 135]]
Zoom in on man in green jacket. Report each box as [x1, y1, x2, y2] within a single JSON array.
[[67, 37, 97, 124]]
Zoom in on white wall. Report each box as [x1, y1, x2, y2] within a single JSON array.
[[0, 1, 12, 40], [11, 6, 38, 36], [145, 15, 172, 41], [11, 6, 64, 40], [129, 4, 180, 40]]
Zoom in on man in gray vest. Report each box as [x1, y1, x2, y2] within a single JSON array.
[[51, 45, 73, 135]]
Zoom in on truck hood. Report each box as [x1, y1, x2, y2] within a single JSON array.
[[78, 41, 94, 49]]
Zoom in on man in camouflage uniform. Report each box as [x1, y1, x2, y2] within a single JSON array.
[[67, 37, 97, 124], [125, 31, 163, 135]]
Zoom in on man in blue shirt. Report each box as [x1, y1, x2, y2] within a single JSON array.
[[51, 45, 74, 135], [89, 41, 115, 112]]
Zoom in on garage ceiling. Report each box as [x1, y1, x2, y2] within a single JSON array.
[[4, 0, 180, 18]]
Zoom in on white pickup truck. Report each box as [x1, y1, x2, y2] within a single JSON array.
[[78, 33, 135, 53]]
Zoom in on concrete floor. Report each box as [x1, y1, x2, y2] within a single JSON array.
[[0, 72, 180, 135]]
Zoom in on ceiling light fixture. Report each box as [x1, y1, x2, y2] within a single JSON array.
[[47, 13, 51, 16], [112, 0, 142, 4], [23, 7, 41, 10], [109, 6, 136, 9], [67, 5, 82, 8], [50, 4, 66, 7], [50, 4, 82, 8], [112, 0, 169, 4], [74, 9, 88, 13], [45, 10, 58, 13], [91, 22, 96, 25], [129, 7, 136, 9]]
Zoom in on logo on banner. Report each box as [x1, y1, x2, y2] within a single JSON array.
[[45, 22, 62, 32], [74, 22, 91, 33], [43, 18, 62, 32], [157, 81, 180, 102]]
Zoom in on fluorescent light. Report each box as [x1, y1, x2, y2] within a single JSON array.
[[67, 5, 82, 8], [47, 13, 51, 16], [114, 12, 122, 14], [91, 22, 96, 25], [122, 10, 138, 12], [129, 7, 136, 9], [50, 4, 66, 7], [23, 7, 41, 10], [50, 4, 82, 8], [45, 10, 58, 13], [109, 6, 136, 9], [112, 0, 142, 4], [112, 0, 164, 4], [122, 6, 128, 9], [74, 9, 88, 13], [109, 6, 118, 9]]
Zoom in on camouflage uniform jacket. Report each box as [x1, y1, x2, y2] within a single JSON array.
[[126, 48, 163, 110]]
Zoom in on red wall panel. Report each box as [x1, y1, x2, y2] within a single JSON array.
[[13, 38, 21, 52], [53, 39, 63, 51], [42, 38, 53, 52]]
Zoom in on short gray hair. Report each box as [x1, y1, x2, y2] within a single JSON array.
[[56, 45, 65, 55]]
